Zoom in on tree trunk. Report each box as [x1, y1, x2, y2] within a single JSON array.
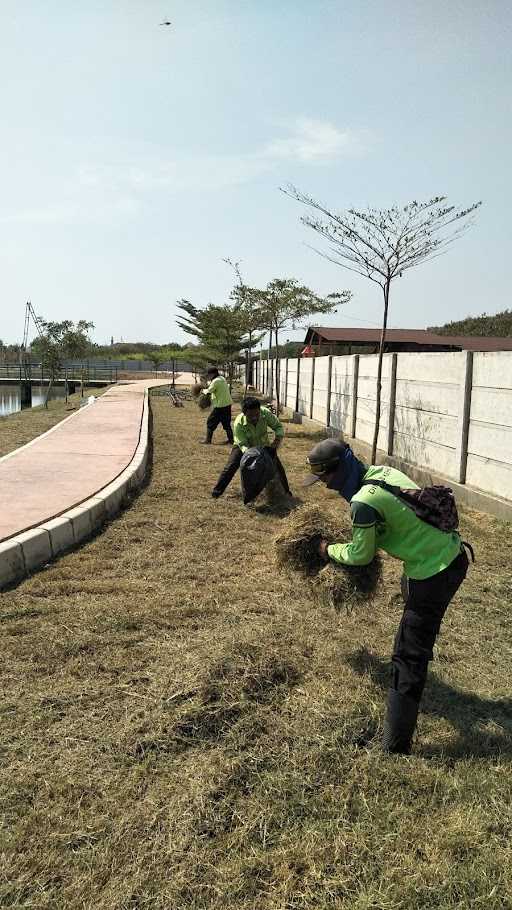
[[267, 328, 273, 400], [274, 325, 281, 413], [244, 330, 252, 396], [371, 280, 391, 463], [44, 374, 54, 409]]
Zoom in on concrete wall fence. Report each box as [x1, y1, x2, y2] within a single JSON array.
[[253, 351, 512, 505]]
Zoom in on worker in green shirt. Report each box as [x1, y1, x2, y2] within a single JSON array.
[[304, 439, 469, 755], [212, 397, 291, 498], [200, 367, 234, 445]]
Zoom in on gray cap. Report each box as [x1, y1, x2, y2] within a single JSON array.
[[304, 439, 347, 486]]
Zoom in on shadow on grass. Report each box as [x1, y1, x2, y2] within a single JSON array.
[[253, 495, 303, 518], [347, 646, 512, 759]]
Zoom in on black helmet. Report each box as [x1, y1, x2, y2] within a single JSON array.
[[304, 439, 347, 486]]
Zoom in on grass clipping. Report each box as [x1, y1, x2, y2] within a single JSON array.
[[274, 505, 382, 610], [197, 392, 211, 410]]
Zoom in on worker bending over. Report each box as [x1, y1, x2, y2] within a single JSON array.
[[305, 439, 469, 755], [212, 397, 291, 498]]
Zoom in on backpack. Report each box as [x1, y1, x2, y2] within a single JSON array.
[[361, 479, 459, 533]]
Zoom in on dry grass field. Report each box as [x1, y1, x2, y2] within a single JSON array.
[[1, 394, 512, 909]]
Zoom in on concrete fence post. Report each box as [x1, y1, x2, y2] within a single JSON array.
[[351, 355, 359, 439], [284, 358, 289, 408], [309, 357, 316, 419], [387, 353, 397, 455], [455, 351, 474, 484], [326, 355, 333, 427], [295, 358, 301, 414]]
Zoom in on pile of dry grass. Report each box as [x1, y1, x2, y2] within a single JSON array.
[[197, 392, 211, 410], [191, 382, 204, 399], [313, 559, 382, 610], [274, 504, 382, 608], [274, 505, 352, 576]]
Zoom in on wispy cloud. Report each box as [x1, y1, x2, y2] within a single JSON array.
[[75, 119, 368, 194], [263, 118, 363, 162], [0, 119, 369, 226]]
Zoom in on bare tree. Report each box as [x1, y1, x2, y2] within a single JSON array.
[[283, 188, 482, 461]]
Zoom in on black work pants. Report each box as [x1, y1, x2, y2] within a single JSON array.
[[391, 549, 468, 704], [213, 446, 291, 496], [206, 405, 233, 443]]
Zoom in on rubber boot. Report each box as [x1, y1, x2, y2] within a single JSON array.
[[381, 689, 419, 755]]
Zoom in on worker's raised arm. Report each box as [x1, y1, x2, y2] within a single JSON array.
[[202, 377, 218, 396]]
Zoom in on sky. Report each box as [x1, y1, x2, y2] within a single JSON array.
[[1, 0, 511, 348]]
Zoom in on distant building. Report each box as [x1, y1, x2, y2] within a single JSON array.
[[304, 326, 512, 355]]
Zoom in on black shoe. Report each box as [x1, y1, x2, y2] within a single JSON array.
[[199, 439, 212, 445], [212, 490, 222, 498], [381, 689, 419, 755]]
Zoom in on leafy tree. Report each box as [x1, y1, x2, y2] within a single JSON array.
[[31, 319, 94, 407], [92, 341, 184, 358], [429, 309, 512, 337], [176, 299, 253, 388], [147, 350, 170, 374], [251, 278, 350, 412], [284, 188, 481, 460]]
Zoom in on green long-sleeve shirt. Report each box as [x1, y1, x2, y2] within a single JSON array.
[[327, 465, 462, 580], [233, 407, 284, 453], [202, 375, 232, 408]]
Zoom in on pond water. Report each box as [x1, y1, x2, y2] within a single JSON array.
[[0, 384, 67, 418]]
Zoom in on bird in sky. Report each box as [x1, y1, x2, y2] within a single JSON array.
[[159, 19, 172, 26]]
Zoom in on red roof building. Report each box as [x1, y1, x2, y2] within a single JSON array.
[[304, 326, 512, 354]]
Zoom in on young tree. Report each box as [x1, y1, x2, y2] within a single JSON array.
[[254, 278, 351, 412], [223, 259, 267, 394], [31, 319, 94, 407], [176, 299, 253, 389], [284, 188, 482, 460], [147, 350, 170, 375]]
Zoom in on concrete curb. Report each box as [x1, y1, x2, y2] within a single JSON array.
[[0, 389, 151, 590]]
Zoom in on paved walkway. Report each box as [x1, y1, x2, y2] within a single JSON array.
[[0, 379, 171, 543]]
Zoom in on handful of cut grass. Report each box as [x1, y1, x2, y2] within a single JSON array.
[[192, 383, 205, 399], [198, 392, 211, 410], [274, 505, 381, 609]]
